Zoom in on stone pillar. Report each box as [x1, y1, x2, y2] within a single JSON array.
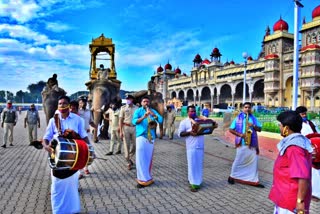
[[232, 93, 235, 106], [211, 95, 214, 110]]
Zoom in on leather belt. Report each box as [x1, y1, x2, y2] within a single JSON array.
[[123, 123, 135, 127]]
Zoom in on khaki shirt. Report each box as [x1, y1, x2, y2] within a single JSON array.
[[106, 108, 120, 130], [119, 104, 138, 125], [165, 111, 176, 125]]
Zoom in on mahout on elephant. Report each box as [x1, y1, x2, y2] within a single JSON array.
[[42, 74, 66, 124]]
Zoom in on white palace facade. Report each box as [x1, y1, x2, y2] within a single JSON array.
[[152, 4, 320, 111]]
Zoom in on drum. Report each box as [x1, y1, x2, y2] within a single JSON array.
[[306, 133, 320, 169], [192, 119, 216, 136], [48, 136, 95, 170]]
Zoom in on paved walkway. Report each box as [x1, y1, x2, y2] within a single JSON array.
[[0, 112, 319, 213]]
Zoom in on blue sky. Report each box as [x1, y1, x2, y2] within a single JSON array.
[[0, 0, 319, 95]]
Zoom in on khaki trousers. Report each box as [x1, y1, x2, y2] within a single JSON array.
[[109, 130, 122, 153], [166, 123, 175, 139], [27, 124, 38, 143], [122, 126, 136, 162], [3, 123, 14, 146]]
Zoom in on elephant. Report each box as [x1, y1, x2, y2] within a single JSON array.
[[130, 90, 165, 139], [87, 79, 121, 143], [42, 88, 66, 124]]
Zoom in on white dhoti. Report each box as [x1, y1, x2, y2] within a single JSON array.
[[136, 136, 154, 186], [230, 146, 259, 184], [51, 171, 81, 214], [187, 147, 204, 186], [273, 205, 295, 214], [312, 167, 320, 199]]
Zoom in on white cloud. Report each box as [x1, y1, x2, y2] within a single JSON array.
[[0, 0, 40, 23], [45, 21, 73, 32], [0, 24, 59, 45]]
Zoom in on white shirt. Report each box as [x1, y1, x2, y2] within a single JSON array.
[[301, 120, 320, 136], [43, 112, 87, 141], [78, 108, 92, 131], [178, 118, 204, 150]]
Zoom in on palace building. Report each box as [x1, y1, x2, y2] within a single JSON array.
[[151, 4, 320, 112]]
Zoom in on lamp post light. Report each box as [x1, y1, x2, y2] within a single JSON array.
[[242, 52, 248, 104]]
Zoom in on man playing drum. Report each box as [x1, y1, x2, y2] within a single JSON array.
[[296, 106, 320, 201], [42, 95, 91, 214]]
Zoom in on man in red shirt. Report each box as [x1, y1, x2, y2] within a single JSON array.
[[269, 111, 313, 214]]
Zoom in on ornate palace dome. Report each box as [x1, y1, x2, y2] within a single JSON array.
[[201, 58, 211, 65], [312, 5, 320, 20], [164, 62, 172, 70], [273, 17, 289, 32], [157, 65, 164, 73], [174, 67, 181, 74], [193, 54, 202, 63]]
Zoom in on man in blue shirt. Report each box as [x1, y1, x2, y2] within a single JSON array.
[[202, 106, 210, 117], [132, 96, 163, 188]]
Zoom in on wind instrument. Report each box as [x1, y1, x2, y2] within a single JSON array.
[[146, 106, 157, 129], [244, 113, 252, 145]]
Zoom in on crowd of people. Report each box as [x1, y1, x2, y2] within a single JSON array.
[[1, 95, 320, 214]]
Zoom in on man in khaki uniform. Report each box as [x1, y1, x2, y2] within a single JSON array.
[[164, 105, 176, 140], [119, 95, 138, 170], [24, 104, 40, 145], [105, 102, 122, 155]]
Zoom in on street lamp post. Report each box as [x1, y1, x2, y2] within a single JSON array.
[[292, 0, 303, 110], [163, 70, 167, 105], [242, 52, 248, 104]]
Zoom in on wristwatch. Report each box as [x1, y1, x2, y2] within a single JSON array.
[[297, 198, 304, 203]]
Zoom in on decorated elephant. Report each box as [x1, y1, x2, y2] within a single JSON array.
[[42, 88, 66, 124], [130, 90, 165, 139], [87, 79, 121, 143]]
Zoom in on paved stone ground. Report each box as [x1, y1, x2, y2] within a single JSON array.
[[0, 111, 319, 214]]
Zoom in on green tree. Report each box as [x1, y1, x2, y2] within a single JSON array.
[[15, 90, 26, 103], [27, 81, 46, 103]]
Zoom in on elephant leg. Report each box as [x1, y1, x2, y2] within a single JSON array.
[[159, 123, 164, 139], [93, 128, 99, 143]]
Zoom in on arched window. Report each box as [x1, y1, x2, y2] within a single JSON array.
[[312, 33, 317, 43], [307, 34, 311, 44]]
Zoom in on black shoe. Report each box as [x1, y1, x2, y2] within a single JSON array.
[[190, 187, 198, 192], [255, 184, 265, 188], [9, 144, 13, 146], [115, 151, 121, 154], [136, 184, 145, 189], [228, 176, 235, 184], [1, 145, 6, 148], [105, 152, 113, 156]]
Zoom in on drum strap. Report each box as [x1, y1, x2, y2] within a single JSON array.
[[54, 113, 63, 136], [53, 113, 81, 139]]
